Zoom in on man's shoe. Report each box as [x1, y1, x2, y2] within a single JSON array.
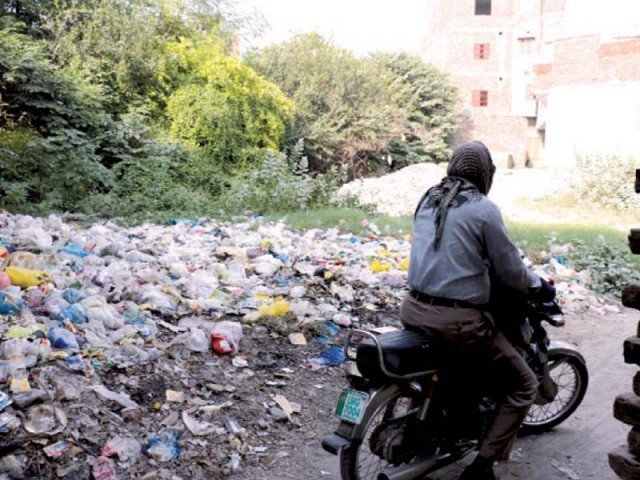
[[458, 463, 498, 480]]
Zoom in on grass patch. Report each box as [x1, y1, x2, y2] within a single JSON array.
[[506, 221, 628, 254], [268, 208, 628, 251]]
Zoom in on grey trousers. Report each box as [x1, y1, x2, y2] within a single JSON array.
[[400, 294, 538, 462]]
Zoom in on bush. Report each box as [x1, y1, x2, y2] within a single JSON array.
[[567, 239, 640, 297], [0, 19, 113, 212], [82, 114, 217, 218], [217, 149, 342, 215], [574, 155, 640, 210]]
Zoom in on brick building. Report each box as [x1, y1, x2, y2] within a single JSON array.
[[422, 0, 640, 167]]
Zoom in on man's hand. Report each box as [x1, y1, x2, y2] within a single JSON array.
[[530, 277, 556, 302]]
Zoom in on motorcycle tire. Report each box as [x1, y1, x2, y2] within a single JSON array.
[[339, 387, 403, 480], [521, 352, 588, 435]]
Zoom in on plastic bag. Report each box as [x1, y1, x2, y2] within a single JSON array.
[[56, 303, 88, 325], [210, 321, 243, 355], [47, 327, 79, 350], [0, 271, 10, 290], [44, 292, 69, 317], [62, 288, 89, 304], [186, 328, 209, 353], [146, 429, 181, 462], [92, 456, 116, 480], [258, 299, 291, 317], [5, 266, 50, 288], [0, 288, 24, 315], [61, 242, 89, 258], [102, 436, 141, 464]]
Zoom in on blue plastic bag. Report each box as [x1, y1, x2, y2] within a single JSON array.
[[47, 327, 79, 350], [145, 429, 181, 461], [316, 321, 340, 345], [56, 303, 88, 325], [61, 243, 89, 258], [62, 288, 89, 304], [314, 346, 346, 367], [0, 292, 24, 315]]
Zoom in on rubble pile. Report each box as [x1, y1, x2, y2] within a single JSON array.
[[0, 212, 615, 479], [337, 163, 568, 220]]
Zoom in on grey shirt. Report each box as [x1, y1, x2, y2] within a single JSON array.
[[408, 195, 540, 305]]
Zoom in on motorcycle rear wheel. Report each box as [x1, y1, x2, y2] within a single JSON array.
[[521, 352, 588, 434], [339, 389, 412, 480]]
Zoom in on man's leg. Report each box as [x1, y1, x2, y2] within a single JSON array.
[[461, 331, 538, 479], [477, 331, 538, 461]]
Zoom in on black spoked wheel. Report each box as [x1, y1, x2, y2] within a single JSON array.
[[339, 392, 415, 480], [522, 353, 588, 434]]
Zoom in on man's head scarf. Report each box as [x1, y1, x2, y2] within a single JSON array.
[[414, 141, 496, 250]]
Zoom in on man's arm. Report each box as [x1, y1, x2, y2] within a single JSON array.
[[482, 203, 541, 293]]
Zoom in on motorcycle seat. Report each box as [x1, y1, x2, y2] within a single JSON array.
[[356, 328, 437, 381]]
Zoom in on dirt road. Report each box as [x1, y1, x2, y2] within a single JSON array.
[[238, 309, 638, 480]]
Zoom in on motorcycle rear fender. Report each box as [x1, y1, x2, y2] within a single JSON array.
[[549, 340, 586, 366], [323, 383, 401, 454]]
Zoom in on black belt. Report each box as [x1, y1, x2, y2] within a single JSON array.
[[409, 289, 487, 310]]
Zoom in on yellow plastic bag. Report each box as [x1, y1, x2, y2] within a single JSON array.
[[399, 258, 410, 271], [259, 300, 291, 317], [5, 267, 51, 289], [369, 259, 391, 273]]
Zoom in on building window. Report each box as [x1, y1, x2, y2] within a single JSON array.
[[474, 43, 490, 59], [472, 90, 489, 107], [475, 0, 492, 15]]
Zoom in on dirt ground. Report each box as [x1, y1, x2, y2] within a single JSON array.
[[237, 308, 638, 480]]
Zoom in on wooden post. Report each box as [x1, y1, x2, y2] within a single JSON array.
[[611, 174, 640, 479]]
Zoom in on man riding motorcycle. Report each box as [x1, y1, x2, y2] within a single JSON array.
[[401, 141, 556, 480]]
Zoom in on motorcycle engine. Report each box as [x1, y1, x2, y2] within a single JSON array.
[[369, 420, 417, 465]]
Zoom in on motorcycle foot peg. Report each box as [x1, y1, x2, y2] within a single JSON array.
[[322, 433, 350, 455]]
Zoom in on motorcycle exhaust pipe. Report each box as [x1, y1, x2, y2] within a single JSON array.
[[377, 456, 440, 480]]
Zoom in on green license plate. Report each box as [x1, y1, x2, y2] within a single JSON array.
[[335, 388, 369, 424]]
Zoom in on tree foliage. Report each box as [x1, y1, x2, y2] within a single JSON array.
[[247, 33, 406, 177], [0, 18, 112, 211], [372, 53, 460, 168], [0, 4, 460, 220], [164, 37, 293, 183]]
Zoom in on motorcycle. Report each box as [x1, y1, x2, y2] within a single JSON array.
[[322, 297, 588, 480]]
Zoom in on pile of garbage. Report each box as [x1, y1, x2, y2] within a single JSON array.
[[0, 212, 415, 479], [0, 212, 615, 478]]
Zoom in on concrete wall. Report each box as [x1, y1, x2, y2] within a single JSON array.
[[544, 82, 640, 166]]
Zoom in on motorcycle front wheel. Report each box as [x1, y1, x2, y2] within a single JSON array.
[[339, 388, 412, 480], [522, 351, 588, 434]]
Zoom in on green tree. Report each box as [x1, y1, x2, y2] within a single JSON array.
[[164, 37, 293, 187], [0, 18, 112, 211], [247, 33, 405, 177], [372, 53, 460, 168]]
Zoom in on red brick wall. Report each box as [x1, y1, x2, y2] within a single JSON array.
[[533, 36, 640, 93]]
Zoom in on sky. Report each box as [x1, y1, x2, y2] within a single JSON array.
[[238, 0, 640, 56], [239, 0, 428, 55]]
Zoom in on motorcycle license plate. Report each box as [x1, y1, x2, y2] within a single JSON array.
[[335, 389, 369, 424]]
